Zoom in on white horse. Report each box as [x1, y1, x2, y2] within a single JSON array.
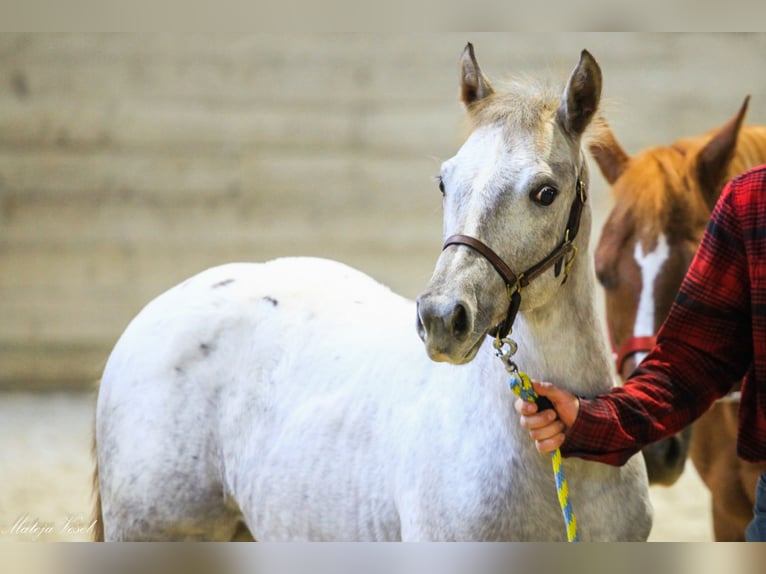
[[93, 44, 652, 541]]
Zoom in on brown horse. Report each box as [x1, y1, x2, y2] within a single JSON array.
[[590, 96, 766, 540]]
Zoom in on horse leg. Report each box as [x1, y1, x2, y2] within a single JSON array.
[[699, 452, 754, 541], [98, 468, 247, 540], [96, 385, 246, 540], [97, 449, 246, 541], [710, 501, 746, 542]]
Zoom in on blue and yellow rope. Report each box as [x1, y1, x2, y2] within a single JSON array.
[[509, 370, 579, 542]]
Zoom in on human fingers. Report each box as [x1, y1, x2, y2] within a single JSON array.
[[518, 406, 558, 431], [534, 433, 566, 454], [531, 380, 580, 428], [514, 397, 538, 416]]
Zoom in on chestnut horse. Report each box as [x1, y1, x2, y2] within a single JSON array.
[[591, 97, 766, 540]]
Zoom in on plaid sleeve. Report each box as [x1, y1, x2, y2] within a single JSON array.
[[561, 177, 753, 465]]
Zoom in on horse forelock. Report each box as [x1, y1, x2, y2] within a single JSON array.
[[460, 79, 602, 197], [465, 78, 561, 138]]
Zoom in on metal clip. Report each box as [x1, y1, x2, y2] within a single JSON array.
[[493, 333, 516, 355], [493, 335, 520, 375]]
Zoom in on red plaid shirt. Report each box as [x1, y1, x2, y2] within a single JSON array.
[[563, 164, 766, 464]]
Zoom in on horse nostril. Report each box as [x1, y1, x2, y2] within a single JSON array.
[[450, 303, 470, 339], [415, 301, 427, 342]]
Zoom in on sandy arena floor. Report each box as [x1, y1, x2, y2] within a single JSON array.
[[0, 391, 713, 542]]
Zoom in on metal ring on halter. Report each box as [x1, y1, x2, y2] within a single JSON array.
[[442, 168, 587, 340], [493, 335, 517, 356]]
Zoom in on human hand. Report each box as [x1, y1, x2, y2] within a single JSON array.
[[514, 380, 581, 454]]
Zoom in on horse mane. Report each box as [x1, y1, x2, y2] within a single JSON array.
[[598, 127, 715, 242], [620, 145, 696, 235], [598, 121, 766, 243], [728, 125, 766, 177]]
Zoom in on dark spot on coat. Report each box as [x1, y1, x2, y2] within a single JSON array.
[[262, 296, 278, 306], [199, 343, 214, 356], [174, 366, 184, 375], [212, 278, 235, 289]]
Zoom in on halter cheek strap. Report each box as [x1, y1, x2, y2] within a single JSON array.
[[442, 176, 587, 340], [442, 235, 529, 291]]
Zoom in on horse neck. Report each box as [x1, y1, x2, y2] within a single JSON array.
[[511, 238, 614, 398], [728, 126, 766, 177]]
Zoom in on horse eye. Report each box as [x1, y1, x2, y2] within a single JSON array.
[[437, 176, 445, 196], [596, 269, 616, 290], [594, 257, 618, 290], [531, 186, 558, 206]]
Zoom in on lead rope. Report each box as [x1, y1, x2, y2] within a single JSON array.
[[494, 333, 579, 542]]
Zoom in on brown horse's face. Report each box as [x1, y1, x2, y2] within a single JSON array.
[[593, 149, 708, 487], [589, 99, 749, 485], [592, 98, 749, 380], [594, 189, 703, 381]]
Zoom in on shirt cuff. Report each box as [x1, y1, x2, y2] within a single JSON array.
[[560, 397, 636, 466]]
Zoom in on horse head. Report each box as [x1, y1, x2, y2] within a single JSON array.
[[590, 98, 750, 485], [592, 97, 749, 379], [416, 44, 601, 364]]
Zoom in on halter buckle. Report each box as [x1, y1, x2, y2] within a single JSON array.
[[576, 178, 586, 203], [563, 244, 578, 281], [505, 274, 523, 301]]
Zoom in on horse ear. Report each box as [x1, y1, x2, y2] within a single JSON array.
[[695, 95, 750, 211], [589, 120, 630, 185], [460, 42, 494, 107], [557, 50, 602, 137]]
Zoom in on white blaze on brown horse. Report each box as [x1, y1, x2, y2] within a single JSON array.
[[591, 96, 766, 540]]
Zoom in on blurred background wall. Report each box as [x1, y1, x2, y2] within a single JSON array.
[[2, 33, 765, 390]]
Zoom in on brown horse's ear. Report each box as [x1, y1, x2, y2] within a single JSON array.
[[589, 120, 630, 185], [460, 42, 494, 107], [557, 49, 602, 137], [696, 95, 750, 211]]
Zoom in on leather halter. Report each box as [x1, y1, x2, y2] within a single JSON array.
[[443, 175, 587, 340]]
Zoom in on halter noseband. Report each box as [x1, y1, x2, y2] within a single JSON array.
[[442, 175, 587, 340], [611, 334, 657, 376]]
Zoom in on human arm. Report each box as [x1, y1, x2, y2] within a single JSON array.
[[517, 177, 754, 464]]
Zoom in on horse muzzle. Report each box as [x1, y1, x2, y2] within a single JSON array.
[[416, 292, 484, 364]]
